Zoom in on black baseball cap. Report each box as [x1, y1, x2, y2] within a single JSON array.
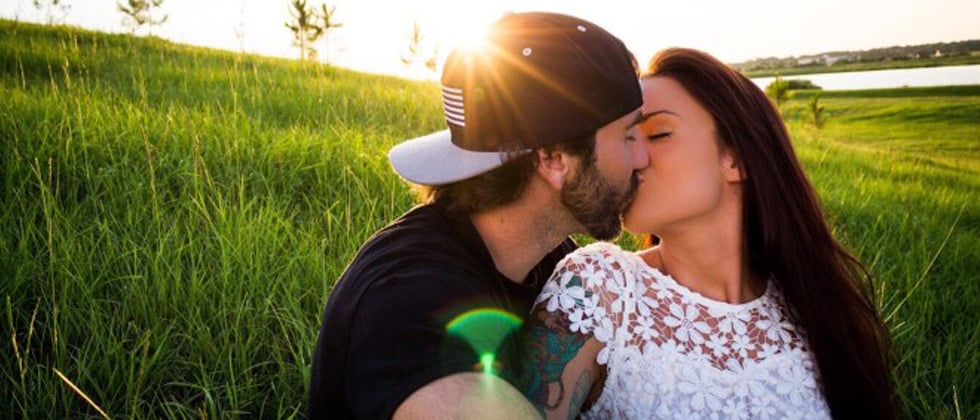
[[389, 12, 641, 186]]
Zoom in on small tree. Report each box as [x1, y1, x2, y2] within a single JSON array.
[[233, 0, 247, 53], [400, 21, 439, 77], [808, 93, 826, 128], [765, 73, 791, 110], [32, 0, 70, 25], [316, 3, 342, 63], [117, 0, 168, 35], [285, 0, 342, 62]]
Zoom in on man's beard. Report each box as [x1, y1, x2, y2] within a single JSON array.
[[560, 160, 638, 240]]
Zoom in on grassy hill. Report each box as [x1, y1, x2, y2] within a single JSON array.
[[2, 20, 978, 418]]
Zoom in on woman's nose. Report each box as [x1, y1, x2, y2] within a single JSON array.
[[631, 135, 650, 170]]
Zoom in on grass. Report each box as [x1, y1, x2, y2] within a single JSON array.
[[2, 20, 978, 418], [780, 89, 979, 419]]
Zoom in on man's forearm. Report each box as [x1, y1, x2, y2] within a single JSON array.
[[394, 372, 542, 420]]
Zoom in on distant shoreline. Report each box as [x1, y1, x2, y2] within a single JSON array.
[[738, 55, 980, 78]]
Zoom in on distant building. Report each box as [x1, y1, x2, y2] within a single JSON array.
[[795, 53, 850, 66], [823, 54, 849, 65], [797, 56, 819, 66]]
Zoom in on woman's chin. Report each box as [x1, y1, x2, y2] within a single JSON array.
[[620, 214, 645, 235]]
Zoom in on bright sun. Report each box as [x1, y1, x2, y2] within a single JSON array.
[[426, 6, 506, 54]]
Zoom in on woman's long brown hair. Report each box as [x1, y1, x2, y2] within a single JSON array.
[[642, 48, 896, 418]]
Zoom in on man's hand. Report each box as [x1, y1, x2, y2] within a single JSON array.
[[393, 372, 542, 420]]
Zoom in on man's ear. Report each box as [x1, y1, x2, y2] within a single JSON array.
[[721, 148, 746, 182], [535, 148, 572, 190]]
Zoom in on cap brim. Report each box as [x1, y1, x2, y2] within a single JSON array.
[[389, 130, 525, 186]]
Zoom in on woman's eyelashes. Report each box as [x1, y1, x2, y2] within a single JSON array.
[[647, 132, 672, 141]]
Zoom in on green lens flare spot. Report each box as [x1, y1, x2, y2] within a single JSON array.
[[446, 309, 522, 375], [480, 353, 495, 375]]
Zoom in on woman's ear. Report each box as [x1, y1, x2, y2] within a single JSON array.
[[721, 148, 746, 182], [535, 148, 571, 190]]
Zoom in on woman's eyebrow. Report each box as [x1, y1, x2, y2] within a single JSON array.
[[639, 110, 679, 122]]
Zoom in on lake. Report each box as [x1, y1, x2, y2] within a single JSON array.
[[750, 64, 980, 90]]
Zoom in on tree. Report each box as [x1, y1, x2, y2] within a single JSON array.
[[808, 93, 826, 129], [32, 0, 70, 25], [400, 21, 439, 77], [315, 2, 342, 63], [765, 73, 791, 110], [233, 0, 247, 53], [285, 0, 342, 62], [786, 79, 821, 90], [117, 0, 168, 36]]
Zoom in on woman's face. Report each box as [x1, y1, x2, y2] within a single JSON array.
[[622, 76, 743, 235]]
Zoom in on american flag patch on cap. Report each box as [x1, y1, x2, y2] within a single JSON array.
[[441, 85, 465, 127]]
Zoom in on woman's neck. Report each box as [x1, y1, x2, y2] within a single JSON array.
[[643, 199, 764, 304]]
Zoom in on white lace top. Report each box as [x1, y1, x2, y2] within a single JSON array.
[[535, 242, 831, 419]]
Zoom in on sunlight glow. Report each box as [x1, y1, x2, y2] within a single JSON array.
[[450, 20, 492, 54]]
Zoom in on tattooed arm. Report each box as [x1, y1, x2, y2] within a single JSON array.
[[523, 299, 605, 419]]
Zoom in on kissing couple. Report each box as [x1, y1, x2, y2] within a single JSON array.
[[307, 12, 895, 420]]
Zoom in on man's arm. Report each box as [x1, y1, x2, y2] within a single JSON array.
[[394, 372, 541, 420], [523, 303, 604, 420]]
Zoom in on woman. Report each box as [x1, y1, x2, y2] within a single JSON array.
[[523, 48, 895, 419]]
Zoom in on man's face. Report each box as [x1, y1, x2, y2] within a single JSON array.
[[561, 109, 649, 240]]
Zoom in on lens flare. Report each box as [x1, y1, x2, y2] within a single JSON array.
[[446, 308, 522, 376], [480, 353, 496, 375]]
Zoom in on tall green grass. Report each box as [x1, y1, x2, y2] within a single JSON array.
[[1, 20, 439, 418], [2, 20, 978, 418], [782, 92, 979, 419]]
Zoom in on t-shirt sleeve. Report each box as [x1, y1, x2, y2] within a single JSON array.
[[343, 266, 502, 419], [533, 242, 629, 365]]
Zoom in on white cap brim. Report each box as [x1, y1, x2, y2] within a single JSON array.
[[388, 130, 528, 186]]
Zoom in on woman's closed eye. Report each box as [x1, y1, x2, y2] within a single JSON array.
[[647, 132, 672, 141]]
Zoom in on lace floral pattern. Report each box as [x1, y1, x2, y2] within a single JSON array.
[[536, 242, 830, 419]]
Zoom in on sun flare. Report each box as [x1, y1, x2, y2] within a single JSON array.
[[428, 8, 504, 54]]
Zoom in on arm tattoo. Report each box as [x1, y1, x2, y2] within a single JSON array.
[[523, 274, 592, 416], [567, 370, 594, 420]]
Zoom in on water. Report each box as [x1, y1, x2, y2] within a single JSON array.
[[750, 64, 980, 91]]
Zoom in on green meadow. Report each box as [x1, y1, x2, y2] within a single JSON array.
[[2, 20, 978, 419]]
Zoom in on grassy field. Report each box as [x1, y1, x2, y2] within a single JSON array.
[[2, 20, 978, 419]]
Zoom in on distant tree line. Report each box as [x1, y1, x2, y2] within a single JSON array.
[[734, 39, 980, 72]]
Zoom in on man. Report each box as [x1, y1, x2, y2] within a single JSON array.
[[307, 12, 648, 419]]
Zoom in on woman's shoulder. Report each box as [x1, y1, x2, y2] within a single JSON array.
[[566, 241, 630, 262], [545, 241, 642, 290], [552, 241, 633, 274]]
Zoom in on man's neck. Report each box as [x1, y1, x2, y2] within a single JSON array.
[[469, 195, 570, 284]]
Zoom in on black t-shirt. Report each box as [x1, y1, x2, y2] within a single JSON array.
[[307, 203, 577, 419]]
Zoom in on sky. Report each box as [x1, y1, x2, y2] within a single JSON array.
[[4, 0, 980, 80]]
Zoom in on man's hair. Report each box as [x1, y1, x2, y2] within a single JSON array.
[[415, 134, 596, 216]]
